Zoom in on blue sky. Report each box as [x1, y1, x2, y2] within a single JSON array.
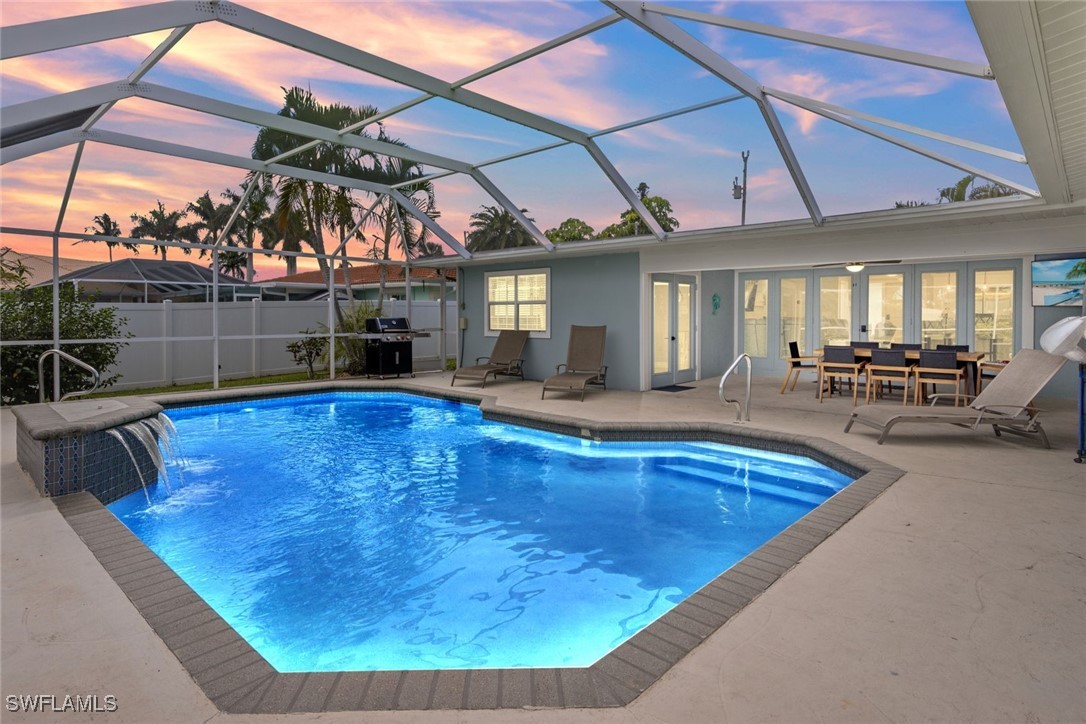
[[0, 0, 1034, 277]]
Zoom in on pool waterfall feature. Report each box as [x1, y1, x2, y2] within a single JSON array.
[[14, 382, 906, 713], [12, 397, 178, 504]]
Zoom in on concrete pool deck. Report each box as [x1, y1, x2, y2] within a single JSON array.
[[2, 372, 1084, 722]]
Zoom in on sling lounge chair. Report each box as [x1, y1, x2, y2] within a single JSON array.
[[844, 348, 1066, 447], [451, 329, 529, 388], [541, 325, 607, 401]]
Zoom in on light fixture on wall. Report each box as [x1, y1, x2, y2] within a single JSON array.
[[845, 262, 865, 273]]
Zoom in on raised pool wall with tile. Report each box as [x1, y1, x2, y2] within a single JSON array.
[[12, 398, 164, 504]]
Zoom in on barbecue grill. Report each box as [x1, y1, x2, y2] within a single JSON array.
[[361, 317, 429, 378]]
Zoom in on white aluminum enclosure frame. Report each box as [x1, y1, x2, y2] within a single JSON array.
[[1, 0, 1043, 260]]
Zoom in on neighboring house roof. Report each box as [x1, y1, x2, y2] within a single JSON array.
[[4, 250, 99, 287], [28, 258, 254, 300], [262, 265, 456, 288]]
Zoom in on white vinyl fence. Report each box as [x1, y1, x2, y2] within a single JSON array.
[[100, 299, 458, 390]]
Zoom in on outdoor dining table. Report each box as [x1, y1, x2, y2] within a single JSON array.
[[814, 348, 987, 400]]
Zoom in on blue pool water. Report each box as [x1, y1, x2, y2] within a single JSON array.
[[108, 392, 852, 671]]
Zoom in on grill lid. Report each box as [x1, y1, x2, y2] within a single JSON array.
[[364, 317, 411, 333]]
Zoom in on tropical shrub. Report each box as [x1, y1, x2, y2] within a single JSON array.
[[1, 283, 129, 405], [286, 330, 328, 379]]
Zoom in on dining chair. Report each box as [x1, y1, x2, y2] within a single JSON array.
[[913, 349, 966, 406], [818, 345, 867, 405], [781, 340, 819, 394], [865, 348, 915, 405]]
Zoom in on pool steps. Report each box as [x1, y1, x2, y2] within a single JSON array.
[[657, 461, 838, 507]]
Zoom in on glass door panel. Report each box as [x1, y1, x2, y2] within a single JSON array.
[[743, 278, 768, 358], [974, 269, 1015, 359], [652, 281, 670, 375], [651, 275, 697, 387], [867, 273, 904, 344], [779, 278, 807, 358], [677, 282, 693, 372], [920, 271, 957, 348], [819, 276, 852, 348]]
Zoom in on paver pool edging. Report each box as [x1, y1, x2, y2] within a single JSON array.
[[51, 382, 904, 713]]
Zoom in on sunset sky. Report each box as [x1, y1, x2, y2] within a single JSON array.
[[0, 1, 1033, 280]]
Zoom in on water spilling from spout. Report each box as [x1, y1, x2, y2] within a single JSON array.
[[108, 412, 184, 504], [123, 422, 171, 496], [105, 428, 152, 505]]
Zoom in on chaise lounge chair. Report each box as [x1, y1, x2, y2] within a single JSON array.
[[450, 329, 529, 388], [843, 348, 1066, 447], [541, 325, 608, 401]]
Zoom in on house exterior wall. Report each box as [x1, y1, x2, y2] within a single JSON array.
[[459, 254, 641, 390], [698, 269, 736, 379], [639, 214, 1084, 399]]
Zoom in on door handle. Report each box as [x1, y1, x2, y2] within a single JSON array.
[[671, 336, 676, 341]]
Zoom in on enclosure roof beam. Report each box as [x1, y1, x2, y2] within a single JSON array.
[[607, 0, 824, 226], [74, 128, 473, 257], [218, 3, 591, 146], [470, 170, 554, 250], [80, 25, 195, 133], [0, 1, 212, 59], [770, 91, 1039, 197], [641, 2, 993, 79], [765, 87, 1027, 163]]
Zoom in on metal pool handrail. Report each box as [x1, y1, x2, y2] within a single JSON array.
[[37, 349, 101, 403], [719, 353, 752, 422]]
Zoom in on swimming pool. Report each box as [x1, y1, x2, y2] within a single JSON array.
[[108, 391, 852, 672]]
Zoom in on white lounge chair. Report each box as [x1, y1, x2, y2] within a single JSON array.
[[843, 348, 1066, 447]]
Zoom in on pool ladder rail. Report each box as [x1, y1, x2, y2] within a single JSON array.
[[37, 349, 101, 403], [719, 353, 752, 423]]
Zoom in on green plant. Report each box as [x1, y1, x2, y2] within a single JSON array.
[[319, 300, 378, 376], [445, 357, 457, 371], [286, 330, 328, 379], [1, 283, 129, 405]]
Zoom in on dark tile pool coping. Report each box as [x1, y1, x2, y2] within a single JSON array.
[[52, 381, 904, 713]]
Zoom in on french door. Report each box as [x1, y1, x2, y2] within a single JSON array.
[[651, 274, 697, 387]]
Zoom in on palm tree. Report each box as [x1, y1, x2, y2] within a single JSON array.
[[364, 153, 441, 305], [129, 201, 198, 260], [251, 87, 389, 371], [222, 183, 272, 282], [79, 213, 139, 261], [258, 207, 306, 276], [213, 250, 248, 280], [186, 191, 233, 254], [465, 205, 535, 252], [251, 86, 382, 282]]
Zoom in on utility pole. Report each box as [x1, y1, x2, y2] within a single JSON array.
[[733, 150, 750, 226]]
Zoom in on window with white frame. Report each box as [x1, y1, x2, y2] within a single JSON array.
[[485, 269, 550, 337]]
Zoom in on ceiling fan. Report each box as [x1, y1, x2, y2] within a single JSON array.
[[812, 260, 902, 273]]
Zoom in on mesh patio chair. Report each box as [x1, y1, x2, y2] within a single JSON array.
[[913, 349, 965, 406], [781, 340, 819, 394], [451, 329, 529, 388], [845, 348, 1066, 447], [864, 348, 914, 405], [817, 345, 867, 405], [541, 325, 608, 401]]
